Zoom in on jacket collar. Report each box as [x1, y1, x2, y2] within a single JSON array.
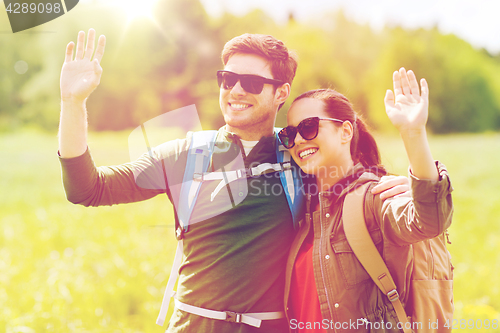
[[314, 163, 381, 203]]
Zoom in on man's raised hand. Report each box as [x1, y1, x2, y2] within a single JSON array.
[[371, 175, 410, 200], [60, 29, 106, 103]]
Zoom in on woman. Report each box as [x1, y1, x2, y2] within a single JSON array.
[[279, 68, 453, 332]]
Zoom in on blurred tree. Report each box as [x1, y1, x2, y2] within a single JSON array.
[[365, 27, 500, 133], [2, 1, 500, 133], [277, 10, 384, 128], [0, 30, 44, 130]]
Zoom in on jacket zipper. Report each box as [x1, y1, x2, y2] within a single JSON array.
[[428, 238, 435, 279], [318, 193, 336, 331]]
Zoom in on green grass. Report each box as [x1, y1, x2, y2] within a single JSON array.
[[1, 130, 499, 332], [0, 130, 176, 333], [376, 132, 500, 331]]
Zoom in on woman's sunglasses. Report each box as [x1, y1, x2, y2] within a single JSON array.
[[217, 70, 285, 95], [278, 117, 344, 149]]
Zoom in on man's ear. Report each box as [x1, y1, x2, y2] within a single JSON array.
[[341, 121, 354, 144], [275, 83, 290, 105]]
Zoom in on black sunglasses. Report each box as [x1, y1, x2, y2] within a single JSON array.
[[217, 70, 285, 94], [278, 117, 344, 149]]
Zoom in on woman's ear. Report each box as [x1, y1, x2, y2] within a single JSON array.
[[341, 121, 354, 144]]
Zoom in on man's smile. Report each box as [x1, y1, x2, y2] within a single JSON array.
[[229, 102, 253, 111]]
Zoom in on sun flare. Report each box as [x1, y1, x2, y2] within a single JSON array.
[[114, 0, 159, 21]]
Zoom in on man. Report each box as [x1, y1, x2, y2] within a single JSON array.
[[59, 30, 407, 332]]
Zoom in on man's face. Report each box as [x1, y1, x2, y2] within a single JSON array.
[[219, 53, 285, 138]]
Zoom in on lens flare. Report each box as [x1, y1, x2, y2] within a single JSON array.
[[114, 0, 159, 21]]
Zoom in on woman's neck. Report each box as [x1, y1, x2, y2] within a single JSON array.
[[315, 159, 355, 192]]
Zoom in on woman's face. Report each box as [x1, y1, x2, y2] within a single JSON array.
[[286, 98, 352, 178]]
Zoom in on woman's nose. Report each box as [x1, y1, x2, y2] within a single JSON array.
[[294, 131, 307, 146]]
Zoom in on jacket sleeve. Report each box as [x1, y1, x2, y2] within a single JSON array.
[[58, 138, 188, 207], [372, 161, 454, 246]]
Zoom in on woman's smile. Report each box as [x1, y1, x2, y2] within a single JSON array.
[[298, 147, 318, 160]]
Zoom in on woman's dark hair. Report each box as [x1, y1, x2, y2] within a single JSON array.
[[293, 89, 386, 175]]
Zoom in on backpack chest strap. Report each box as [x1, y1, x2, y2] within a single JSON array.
[[194, 161, 292, 201]]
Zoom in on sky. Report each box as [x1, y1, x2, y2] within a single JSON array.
[[199, 0, 500, 54]]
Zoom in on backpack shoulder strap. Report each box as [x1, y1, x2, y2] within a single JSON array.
[[156, 239, 183, 326], [274, 128, 304, 230], [343, 182, 411, 333], [157, 130, 217, 326], [177, 130, 218, 233]]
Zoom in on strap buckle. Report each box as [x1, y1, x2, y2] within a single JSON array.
[[236, 169, 249, 179], [387, 289, 399, 302], [193, 173, 203, 182], [281, 161, 292, 171], [175, 226, 184, 240], [225, 311, 242, 323]]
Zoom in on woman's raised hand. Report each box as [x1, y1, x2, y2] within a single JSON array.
[[60, 29, 106, 103], [384, 67, 429, 134], [385, 68, 438, 181]]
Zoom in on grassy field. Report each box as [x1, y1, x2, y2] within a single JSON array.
[[1, 130, 499, 332], [376, 131, 500, 331]]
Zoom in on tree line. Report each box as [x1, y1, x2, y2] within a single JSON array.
[[1, 0, 499, 133]]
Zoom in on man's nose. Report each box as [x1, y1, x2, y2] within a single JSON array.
[[230, 80, 246, 96]]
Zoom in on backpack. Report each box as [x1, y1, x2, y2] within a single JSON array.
[[156, 129, 305, 326], [343, 182, 453, 333]]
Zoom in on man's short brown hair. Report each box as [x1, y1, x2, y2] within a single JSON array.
[[221, 34, 298, 86]]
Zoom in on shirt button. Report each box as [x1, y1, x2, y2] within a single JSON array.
[[325, 255, 330, 260], [325, 213, 330, 218], [334, 303, 340, 308], [239, 192, 244, 197]]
